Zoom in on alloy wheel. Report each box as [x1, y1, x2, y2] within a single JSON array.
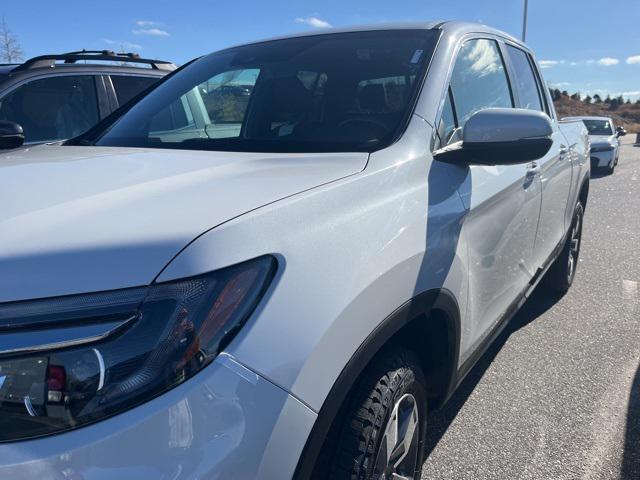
[[373, 393, 420, 480], [567, 210, 582, 283]]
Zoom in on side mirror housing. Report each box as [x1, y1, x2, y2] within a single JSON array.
[[0, 121, 24, 149], [435, 108, 553, 165], [616, 126, 627, 138]]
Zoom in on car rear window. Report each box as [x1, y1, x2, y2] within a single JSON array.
[[86, 30, 440, 153]]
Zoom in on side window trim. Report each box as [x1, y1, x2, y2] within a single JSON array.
[[95, 75, 113, 119], [102, 75, 119, 114], [496, 40, 519, 109], [529, 54, 555, 118], [526, 52, 550, 115]]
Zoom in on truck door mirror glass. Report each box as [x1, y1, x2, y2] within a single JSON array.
[[0, 121, 25, 149], [434, 108, 553, 165]]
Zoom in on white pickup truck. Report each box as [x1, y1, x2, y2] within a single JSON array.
[[0, 21, 589, 480]]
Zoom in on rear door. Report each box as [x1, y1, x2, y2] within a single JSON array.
[[504, 44, 572, 270], [435, 37, 542, 347]]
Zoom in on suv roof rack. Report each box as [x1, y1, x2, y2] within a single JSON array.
[[12, 50, 176, 72]]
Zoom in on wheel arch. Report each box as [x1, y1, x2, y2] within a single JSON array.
[[578, 173, 590, 208], [293, 288, 461, 479]]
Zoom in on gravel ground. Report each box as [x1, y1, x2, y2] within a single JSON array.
[[422, 137, 640, 480]]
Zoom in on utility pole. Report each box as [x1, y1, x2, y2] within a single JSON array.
[[522, 0, 529, 42]]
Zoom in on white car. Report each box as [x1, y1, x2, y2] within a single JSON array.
[[0, 22, 589, 479], [564, 115, 626, 173]]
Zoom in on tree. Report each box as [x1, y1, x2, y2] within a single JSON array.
[[570, 92, 580, 100], [609, 97, 619, 110], [584, 95, 592, 104], [0, 18, 23, 63], [561, 90, 569, 97], [604, 95, 612, 104], [593, 94, 602, 103]]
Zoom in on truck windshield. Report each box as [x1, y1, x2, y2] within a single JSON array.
[[583, 119, 613, 136], [84, 30, 439, 153]]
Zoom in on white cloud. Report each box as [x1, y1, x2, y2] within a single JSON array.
[[597, 57, 619, 66], [622, 90, 640, 96], [551, 82, 571, 87], [626, 55, 640, 64], [103, 39, 143, 51], [132, 27, 169, 37], [136, 20, 159, 27], [295, 17, 332, 29], [539, 60, 563, 68]]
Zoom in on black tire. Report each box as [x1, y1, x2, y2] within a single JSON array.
[[329, 348, 428, 480], [543, 202, 584, 294]]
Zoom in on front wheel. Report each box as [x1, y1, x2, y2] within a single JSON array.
[[329, 348, 428, 480], [543, 202, 584, 294]]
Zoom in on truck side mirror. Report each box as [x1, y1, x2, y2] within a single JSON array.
[[434, 108, 553, 165], [0, 121, 24, 149], [616, 126, 627, 138]]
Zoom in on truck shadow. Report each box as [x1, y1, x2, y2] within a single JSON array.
[[423, 285, 560, 457], [621, 362, 640, 479]]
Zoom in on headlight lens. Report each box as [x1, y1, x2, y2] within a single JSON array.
[[0, 256, 276, 442]]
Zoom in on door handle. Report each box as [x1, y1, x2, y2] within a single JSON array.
[[559, 145, 569, 157], [526, 161, 540, 176]]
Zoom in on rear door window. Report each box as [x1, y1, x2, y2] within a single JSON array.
[[505, 46, 543, 111], [0, 75, 99, 143], [111, 75, 159, 106]]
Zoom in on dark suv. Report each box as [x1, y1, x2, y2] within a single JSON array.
[[0, 50, 174, 147]]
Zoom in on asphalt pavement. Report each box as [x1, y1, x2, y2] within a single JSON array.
[[422, 136, 640, 479]]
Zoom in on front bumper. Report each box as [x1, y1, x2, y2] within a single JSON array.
[[590, 149, 615, 168], [0, 353, 316, 479]]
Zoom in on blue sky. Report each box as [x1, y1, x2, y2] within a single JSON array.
[[4, 0, 640, 100]]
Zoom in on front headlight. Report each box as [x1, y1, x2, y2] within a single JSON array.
[[0, 256, 276, 442]]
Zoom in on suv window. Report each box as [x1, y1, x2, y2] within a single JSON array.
[[449, 39, 512, 128], [88, 30, 440, 153], [506, 46, 543, 111], [0, 75, 99, 143], [111, 75, 159, 106]]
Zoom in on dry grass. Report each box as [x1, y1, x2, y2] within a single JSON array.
[[553, 96, 640, 133]]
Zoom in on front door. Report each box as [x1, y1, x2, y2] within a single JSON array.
[[438, 38, 542, 350]]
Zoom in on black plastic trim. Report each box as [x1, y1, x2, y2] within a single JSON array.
[[293, 288, 461, 480]]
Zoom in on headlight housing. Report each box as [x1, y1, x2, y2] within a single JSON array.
[[0, 256, 276, 442]]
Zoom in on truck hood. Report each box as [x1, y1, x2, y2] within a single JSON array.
[[0, 145, 367, 302]]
